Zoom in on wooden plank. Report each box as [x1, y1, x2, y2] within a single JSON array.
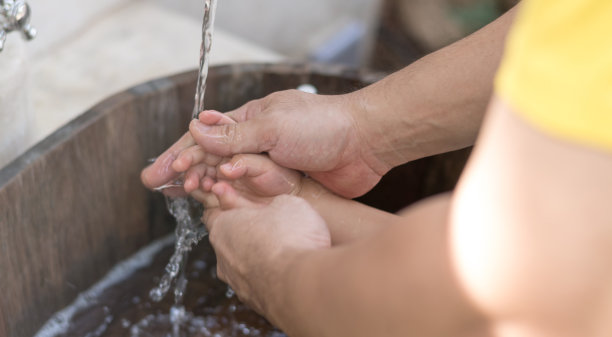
[[0, 73, 191, 337]]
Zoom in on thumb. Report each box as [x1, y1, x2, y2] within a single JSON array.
[[198, 110, 237, 125], [189, 119, 276, 157]]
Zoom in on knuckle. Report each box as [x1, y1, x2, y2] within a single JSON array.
[[265, 91, 282, 103], [259, 126, 278, 152], [221, 123, 236, 142], [266, 89, 296, 105], [243, 100, 261, 118], [221, 124, 241, 152]]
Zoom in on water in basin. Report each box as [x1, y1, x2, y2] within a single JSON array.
[[35, 235, 286, 337]]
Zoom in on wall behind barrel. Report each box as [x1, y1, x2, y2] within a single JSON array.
[[154, 0, 383, 67], [0, 0, 281, 170]]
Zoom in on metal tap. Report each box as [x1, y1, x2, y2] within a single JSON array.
[[0, 0, 36, 52]]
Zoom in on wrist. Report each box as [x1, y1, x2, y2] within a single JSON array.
[[345, 85, 411, 172], [295, 177, 329, 202]]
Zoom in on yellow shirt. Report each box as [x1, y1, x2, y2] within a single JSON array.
[[496, 1, 612, 151]]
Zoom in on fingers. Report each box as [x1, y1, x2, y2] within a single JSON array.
[[190, 189, 219, 208], [218, 156, 248, 179], [141, 132, 195, 189], [219, 154, 302, 196], [172, 145, 204, 172], [183, 164, 207, 193], [173, 111, 234, 173], [183, 161, 223, 193], [201, 176, 215, 191], [172, 145, 222, 173], [144, 110, 234, 190], [201, 181, 257, 233], [211, 181, 256, 210], [189, 119, 276, 157], [218, 154, 274, 179]]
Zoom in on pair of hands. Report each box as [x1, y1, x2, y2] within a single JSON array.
[[141, 89, 387, 311]]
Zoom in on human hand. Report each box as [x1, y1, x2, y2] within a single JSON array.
[[187, 153, 304, 206], [188, 90, 390, 198], [140, 112, 235, 195], [202, 181, 331, 314]]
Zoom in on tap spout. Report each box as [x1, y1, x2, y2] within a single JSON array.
[[0, 0, 36, 52]]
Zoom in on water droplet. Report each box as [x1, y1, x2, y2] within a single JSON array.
[[225, 286, 235, 298]]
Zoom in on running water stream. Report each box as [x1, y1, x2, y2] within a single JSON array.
[[148, 197, 207, 336], [149, 0, 220, 335], [193, 0, 218, 119], [34, 2, 288, 335]]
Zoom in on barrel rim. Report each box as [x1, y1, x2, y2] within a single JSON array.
[[0, 62, 385, 189]]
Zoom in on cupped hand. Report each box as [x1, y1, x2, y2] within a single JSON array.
[[202, 182, 331, 314], [188, 90, 389, 198]]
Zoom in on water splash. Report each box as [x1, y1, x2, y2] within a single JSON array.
[[34, 236, 176, 337], [34, 236, 287, 337], [148, 197, 207, 336], [151, 1, 220, 333]]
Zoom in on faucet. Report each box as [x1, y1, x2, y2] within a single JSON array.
[[0, 0, 36, 52]]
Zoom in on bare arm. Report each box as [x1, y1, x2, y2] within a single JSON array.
[[297, 179, 399, 245], [270, 194, 487, 337], [147, 7, 518, 198], [351, 7, 518, 169]]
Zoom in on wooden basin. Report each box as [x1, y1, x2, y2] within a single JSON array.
[[0, 63, 469, 337]]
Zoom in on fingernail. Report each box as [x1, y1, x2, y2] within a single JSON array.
[[220, 163, 233, 172], [191, 120, 211, 133]]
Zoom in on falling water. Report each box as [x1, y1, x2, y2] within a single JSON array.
[[148, 197, 207, 336], [193, 0, 219, 119], [33, 0, 295, 335], [150, 0, 220, 335]]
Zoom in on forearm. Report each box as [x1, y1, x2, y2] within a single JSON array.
[[266, 195, 487, 337], [297, 178, 398, 245], [350, 6, 517, 168]]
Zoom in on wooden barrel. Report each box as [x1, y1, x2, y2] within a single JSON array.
[[0, 63, 470, 337]]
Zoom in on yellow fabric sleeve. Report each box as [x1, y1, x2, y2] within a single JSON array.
[[496, 1, 612, 151]]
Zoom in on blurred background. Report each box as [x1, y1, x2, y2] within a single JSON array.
[[0, 0, 518, 168]]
